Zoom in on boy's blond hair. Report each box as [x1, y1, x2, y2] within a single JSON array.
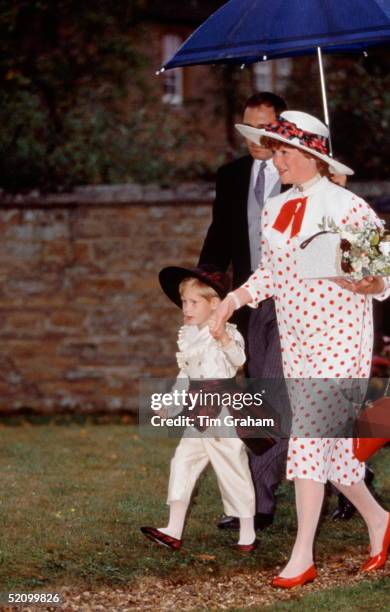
[[179, 277, 220, 301]]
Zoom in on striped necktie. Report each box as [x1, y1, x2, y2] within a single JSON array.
[[254, 161, 267, 208]]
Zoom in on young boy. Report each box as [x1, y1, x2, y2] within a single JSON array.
[[140, 264, 256, 551]]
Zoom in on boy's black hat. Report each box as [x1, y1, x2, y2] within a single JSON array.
[[159, 264, 230, 307]]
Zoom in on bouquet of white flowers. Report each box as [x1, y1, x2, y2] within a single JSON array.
[[318, 218, 390, 280]]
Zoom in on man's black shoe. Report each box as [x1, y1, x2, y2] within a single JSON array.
[[254, 512, 274, 530], [218, 515, 240, 530], [331, 494, 356, 521], [332, 466, 375, 521], [217, 513, 274, 531]]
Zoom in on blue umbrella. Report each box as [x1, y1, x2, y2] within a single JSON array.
[[160, 0, 390, 143]]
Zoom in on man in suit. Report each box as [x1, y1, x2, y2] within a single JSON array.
[[199, 92, 289, 531]]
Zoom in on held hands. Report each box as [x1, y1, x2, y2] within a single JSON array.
[[208, 319, 231, 346], [334, 275, 385, 295], [208, 295, 236, 340]]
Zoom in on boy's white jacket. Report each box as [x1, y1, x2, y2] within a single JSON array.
[[176, 323, 245, 376], [168, 323, 246, 417]]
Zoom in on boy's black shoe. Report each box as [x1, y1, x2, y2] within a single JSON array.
[[218, 513, 273, 531]]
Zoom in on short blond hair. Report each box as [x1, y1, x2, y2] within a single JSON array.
[[179, 277, 220, 301]]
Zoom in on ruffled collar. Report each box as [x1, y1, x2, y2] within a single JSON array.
[[177, 323, 238, 353], [177, 324, 210, 352]]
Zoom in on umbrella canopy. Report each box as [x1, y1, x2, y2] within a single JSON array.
[[163, 0, 390, 69]]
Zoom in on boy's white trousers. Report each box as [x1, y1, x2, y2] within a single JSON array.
[[167, 435, 255, 518]]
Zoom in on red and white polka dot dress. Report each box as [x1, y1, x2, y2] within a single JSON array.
[[242, 177, 390, 485]]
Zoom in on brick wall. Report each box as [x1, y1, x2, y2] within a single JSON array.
[[0, 182, 389, 414], [0, 185, 213, 413]]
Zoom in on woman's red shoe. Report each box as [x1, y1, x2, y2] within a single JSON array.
[[271, 564, 317, 588], [361, 513, 390, 571]]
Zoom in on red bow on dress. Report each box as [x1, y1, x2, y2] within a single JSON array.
[[272, 197, 308, 238]]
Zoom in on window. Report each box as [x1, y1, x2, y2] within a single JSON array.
[[162, 34, 183, 106], [253, 58, 292, 93]]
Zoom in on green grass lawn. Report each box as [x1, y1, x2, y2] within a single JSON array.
[[0, 424, 388, 608]]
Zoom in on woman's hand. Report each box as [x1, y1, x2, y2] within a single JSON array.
[[334, 275, 385, 295], [209, 296, 236, 337], [208, 320, 231, 346]]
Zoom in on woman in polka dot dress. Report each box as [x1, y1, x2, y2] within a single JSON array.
[[212, 111, 390, 588]]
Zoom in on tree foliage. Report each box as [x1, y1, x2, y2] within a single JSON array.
[[285, 48, 390, 180], [0, 2, 388, 190], [0, 1, 154, 190]]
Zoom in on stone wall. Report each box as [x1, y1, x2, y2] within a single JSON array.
[[0, 182, 389, 414], [0, 184, 213, 413]]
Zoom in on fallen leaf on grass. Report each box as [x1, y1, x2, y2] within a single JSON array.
[[194, 554, 216, 562]]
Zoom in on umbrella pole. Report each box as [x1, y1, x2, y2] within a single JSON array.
[[317, 46, 333, 156]]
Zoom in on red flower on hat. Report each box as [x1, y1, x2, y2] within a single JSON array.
[[266, 117, 329, 156]]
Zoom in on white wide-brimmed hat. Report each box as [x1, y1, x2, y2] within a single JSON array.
[[235, 110, 354, 176]]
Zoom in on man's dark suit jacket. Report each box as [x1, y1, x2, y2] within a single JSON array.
[[198, 155, 253, 289], [198, 154, 287, 376]]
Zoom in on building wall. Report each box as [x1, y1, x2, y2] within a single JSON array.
[[0, 188, 212, 413]]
